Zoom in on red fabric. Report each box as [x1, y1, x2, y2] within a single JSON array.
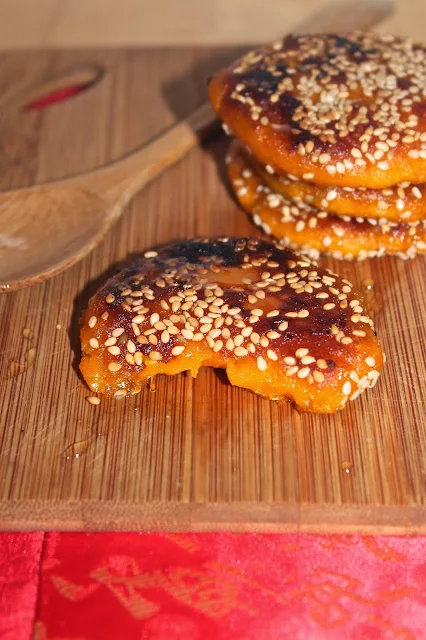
[[0, 533, 425, 640], [0, 532, 44, 640]]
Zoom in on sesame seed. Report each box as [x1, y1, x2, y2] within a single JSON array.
[[313, 370, 324, 384], [342, 381, 352, 396], [297, 367, 310, 379], [112, 328, 125, 338], [365, 356, 376, 367], [108, 362, 122, 372], [286, 366, 298, 377], [88, 316, 97, 328], [149, 351, 163, 361], [161, 330, 170, 344], [296, 348, 309, 359], [87, 396, 100, 405], [89, 338, 99, 349], [124, 340, 135, 353], [108, 346, 120, 355], [257, 356, 267, 371]]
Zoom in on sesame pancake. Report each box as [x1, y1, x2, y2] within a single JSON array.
[[209, 33, 426, 188], [80, 238, 383, 414], [253, 157, 426, 223], [228, 141, 426, 261]]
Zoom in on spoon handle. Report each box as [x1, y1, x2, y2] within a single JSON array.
[[94, 101, 219, 205]]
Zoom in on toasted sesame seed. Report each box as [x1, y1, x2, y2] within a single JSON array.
[[89, 338, 99, 349], [296, 348, 309, 359], [257, 356, 267, 371], [149, 351, 162, 361], [365, 356, 376, 367], [286, 366, 299, 377], [112, 328, 125, 337], [108, 346, 120, 355], [352, 329, 367, 337], [297, 367, 310, 379], [342, 381, 352, 395], [171, 346, 185, 356], [313, 370, 325, 384], [181, 329, 194, 340], [316, 359, 328, 370], [108, 362, 122, 372], [213, 340, 224, 352], [88, 316, 97, 328], [87, 396, 100, 405]]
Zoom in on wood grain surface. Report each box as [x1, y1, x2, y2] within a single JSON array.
[[0, 34, 425, 531]]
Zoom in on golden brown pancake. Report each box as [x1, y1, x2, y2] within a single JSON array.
[[251, 155, 426, 223], [209, 33, 426, 188], [228, 140, 426, 260], [80, 238, 383, 413]]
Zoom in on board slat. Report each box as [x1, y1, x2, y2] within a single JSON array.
[[0, 46, 424, 533]]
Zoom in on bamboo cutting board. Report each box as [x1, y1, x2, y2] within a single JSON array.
[[0, 41, 425, 534]]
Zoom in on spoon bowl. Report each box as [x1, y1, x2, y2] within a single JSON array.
[[0, 102, 217, 291]]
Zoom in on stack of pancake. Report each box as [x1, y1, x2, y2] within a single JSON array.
[[209, 32, 426, 261]]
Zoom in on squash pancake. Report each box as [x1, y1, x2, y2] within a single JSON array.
[[80, 238, 383, 413]]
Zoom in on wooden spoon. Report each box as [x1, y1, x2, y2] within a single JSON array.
[[0, 0, 392, 292]]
